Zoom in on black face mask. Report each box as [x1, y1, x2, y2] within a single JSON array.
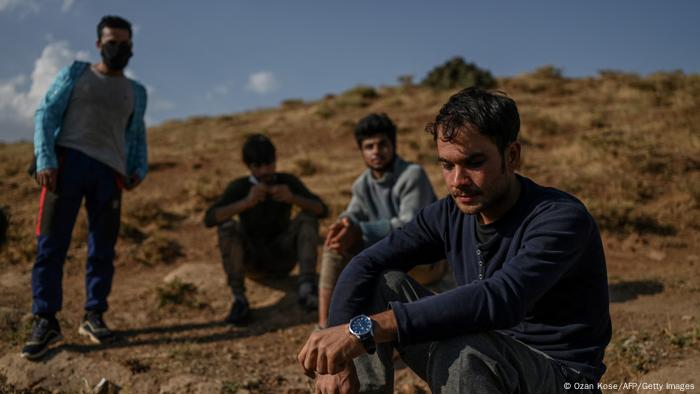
[[101, 42, 132, 71]]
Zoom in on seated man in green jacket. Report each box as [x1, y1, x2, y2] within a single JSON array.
[[205, 134, 328, 324]]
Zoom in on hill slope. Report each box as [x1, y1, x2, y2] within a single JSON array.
[[1, 69, 699, 392]]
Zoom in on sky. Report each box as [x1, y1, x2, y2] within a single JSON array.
[[1, 0, 699, 142]]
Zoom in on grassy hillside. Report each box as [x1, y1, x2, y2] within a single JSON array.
[[1, 67, 699, 391]]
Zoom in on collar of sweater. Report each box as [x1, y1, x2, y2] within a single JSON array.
[[369, 155, 406, 186]]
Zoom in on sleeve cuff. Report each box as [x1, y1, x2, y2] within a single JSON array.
[[388, 300, 411, 346]]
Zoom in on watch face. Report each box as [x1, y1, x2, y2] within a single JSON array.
[[349, 315, 372, 337]]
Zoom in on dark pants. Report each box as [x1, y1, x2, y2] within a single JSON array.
[[32, 148, 122, 316], [217, 212, 319, 297], [353, 271, 598, 394]]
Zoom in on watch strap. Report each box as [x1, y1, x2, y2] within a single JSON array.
[[360, 333, 376, 354]]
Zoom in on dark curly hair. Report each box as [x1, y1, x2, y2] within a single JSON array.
[[425, 87, 519, 154], [242, 134, 276, 165], [354, 113, 397, 148], [97, 15, 132, 40]]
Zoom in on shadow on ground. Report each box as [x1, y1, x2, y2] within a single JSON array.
[[609, 279, 664, 303], [38, 276, 316, 361]]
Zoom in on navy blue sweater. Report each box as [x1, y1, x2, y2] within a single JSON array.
[[328, 175, 612, 381]]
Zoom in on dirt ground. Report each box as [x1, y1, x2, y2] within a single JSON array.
[[1, 70, 699, 393]]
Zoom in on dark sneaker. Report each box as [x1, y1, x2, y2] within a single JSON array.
[[78, 311, 114, 344], [20, 316, 63, 360], [225, 296, 250, 324], [297, 281, 318, 311]]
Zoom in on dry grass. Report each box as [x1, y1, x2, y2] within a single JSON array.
[[1, 68, 699, 389]]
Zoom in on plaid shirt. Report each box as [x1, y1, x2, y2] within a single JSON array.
[[33, 61, 148, 183]]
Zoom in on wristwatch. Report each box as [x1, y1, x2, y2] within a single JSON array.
[[348, 314, 376, 354]]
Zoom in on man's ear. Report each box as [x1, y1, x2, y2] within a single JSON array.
[[507, 142, 522, 171]]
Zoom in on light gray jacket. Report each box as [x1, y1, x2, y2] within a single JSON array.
[[343, 155, 436, 246]]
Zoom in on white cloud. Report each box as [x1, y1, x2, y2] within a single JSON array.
[[246, 71, 279, 95], [144, 84, 176, 113], [60, 0, 75, 12], [205, 81, 235, 100], [0, 40, 90, 141], [0, 0, 39, 13]]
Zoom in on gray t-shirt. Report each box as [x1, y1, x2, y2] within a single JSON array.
[[56, 65, 134, 175]]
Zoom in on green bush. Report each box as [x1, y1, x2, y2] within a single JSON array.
[[343, 85, 379, 99], [421, 57, 496, 90], [531, 65, 563, 79], [281, 98, 305, 108]]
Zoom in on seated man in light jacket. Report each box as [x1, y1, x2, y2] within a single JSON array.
[[317, 113, 437, 328]]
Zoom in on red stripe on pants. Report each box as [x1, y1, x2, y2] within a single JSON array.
[[35, 186, 47, 236]]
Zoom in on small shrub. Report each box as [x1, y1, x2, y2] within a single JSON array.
[[421, 57, 496, 90], [0, 211, 35, 265], [136, 235, 183, 265], [524, 113, 560, 135], [124, 358, 150, 374], [119, 221, 147, 243], [687, 174, 700, 207], [337, 119, 356, 131], [185, 177, 225, 205], [531, 65, 563, 79], [281, 98, 305, 108], [128, 201, 185, 230], [0, 307, 30, 346], [295, 158, 317, 177], [598, 69, 640, 81], [343, 85, 379, 100], [388, 96, 404, 107], [397, 74, 414, 88], [588, 114, 608, 129], [156, 279, 198, 307], [315, 104, 335, 119], [588, 201, 676, 236], [417, 152, 435, 164], [222, 382, 243, 393], [334, 85, 379, 109]]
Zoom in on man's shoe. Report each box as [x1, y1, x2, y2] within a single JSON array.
[[78, 311, 114, 344], [20, 316, 63, 360], [297, 281, 318, 311], [225, 297, 250, 324]]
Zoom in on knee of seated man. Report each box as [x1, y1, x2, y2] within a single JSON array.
[[379, 270, 412, 292], [431, 332, 505, 365], [296, 211, 319, 224], [426, 334, 518, 393], [217, 220, 242, 238]]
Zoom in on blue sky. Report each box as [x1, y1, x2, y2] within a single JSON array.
[[1, 0, 699, 142]]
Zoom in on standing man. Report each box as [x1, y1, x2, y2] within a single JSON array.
[[299, 87, 611, 393], [204, 134, 328, 324], [318, 113, 437, 328], [22, 15, 147, 360]]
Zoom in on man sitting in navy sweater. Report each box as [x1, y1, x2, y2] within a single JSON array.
[[298, 87, 611, 393]]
